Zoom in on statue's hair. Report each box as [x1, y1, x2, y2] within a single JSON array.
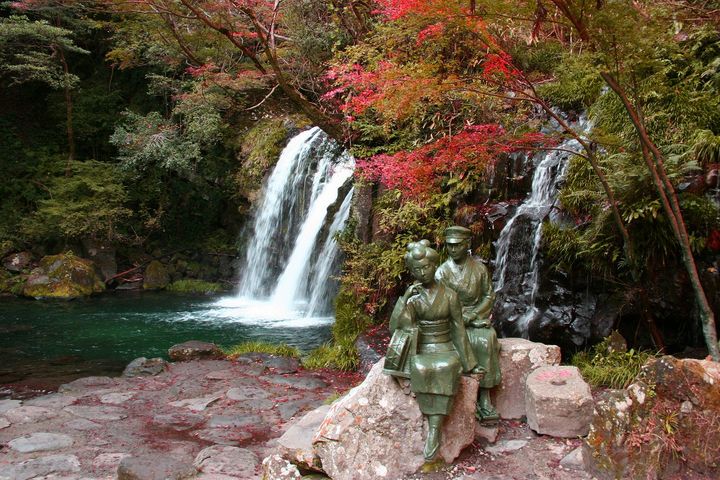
[[405, 239, 440, 267]]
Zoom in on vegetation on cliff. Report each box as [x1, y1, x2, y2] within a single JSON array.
[[1, 0, 719, 357]]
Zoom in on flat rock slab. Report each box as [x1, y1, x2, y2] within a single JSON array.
[[64, 418, 101, 430], [93, 452, 132, 471], [0, 418, 10, 429], [1, 454, 80, 480], [205, 369, 239, 381], [207, 414, 264, 429], [4, 406, 57, 424], [152, 412, 206, 431], [8, 432, 75, 453], [525, 366, 593, 437], [169, 391, 224, 411], [277, 398, 321, 421], [261, 375, 328, 390], [192, 428, 253, 446], [226, 386, 270, 402], [0, 399, 22, 414], [117, 455, 197, 480], [485, 439, 528, 455], [100, 392, 135, 404], [59, 376, 117, 393], [193, 445, 259, 477], [24, 393, 77, 409], [64, 405, 127, 421]]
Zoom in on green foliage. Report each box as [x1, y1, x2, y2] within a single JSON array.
[[303, 288, 371, 371], [166, 279, 223, 294], [0, 15, 89, 89], [302, 339, 359, 371], [111, 103, 223, 177], [233, 117, 296, 200], [22, 160, 132, 242], [338, 190, 452, 316], [223, 341, 300, 359], [536, 53, 604, 111], [572, 336, 656, 389]]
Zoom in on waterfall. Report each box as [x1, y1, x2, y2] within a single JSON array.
[[492, 116, 590, 337], [229, 127, 354, 322]]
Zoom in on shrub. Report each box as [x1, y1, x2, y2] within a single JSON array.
[[572, 335, 657, 389], [223, 341, 300, 359], [166, 279, 223, 294]]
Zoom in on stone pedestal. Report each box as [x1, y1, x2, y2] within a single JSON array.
[[525, 366, 593, 437], [491, 338, 561, 419]]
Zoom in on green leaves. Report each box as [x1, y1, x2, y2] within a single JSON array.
[[0, 16, 88, 89]]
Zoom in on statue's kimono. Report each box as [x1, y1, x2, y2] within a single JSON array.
[[388, 283, 477, 415], [436, 257, 501, 389]]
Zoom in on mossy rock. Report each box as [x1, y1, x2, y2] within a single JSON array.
[[143, 260, 169, 290], [22, 252, 105, 299]]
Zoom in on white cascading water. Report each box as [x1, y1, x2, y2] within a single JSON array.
[[215, 127, 354, 325], [492, 116, 590, 337]]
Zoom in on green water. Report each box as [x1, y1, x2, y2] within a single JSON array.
[[0, 292, 333, 398]]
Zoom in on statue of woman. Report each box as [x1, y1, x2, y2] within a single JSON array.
[[386, 240, 479, 461], [436, 226, 501, 422]]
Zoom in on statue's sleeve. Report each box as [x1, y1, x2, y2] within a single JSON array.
[[448, 288, 477, 371], [389, 294, 415, 331], [468, 262, 495, 323]]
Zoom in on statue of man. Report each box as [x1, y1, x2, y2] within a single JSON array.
[[436, 226, 501, 422]]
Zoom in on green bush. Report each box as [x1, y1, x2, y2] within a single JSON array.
[[302, 339, 359, 371], [166, 279, 223, 294], [572, 336, 657, 389], [223, 341, 300, 358]]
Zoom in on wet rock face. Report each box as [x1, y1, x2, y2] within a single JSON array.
[[22, 253, 104, 299], [585, 356, 720, 479]]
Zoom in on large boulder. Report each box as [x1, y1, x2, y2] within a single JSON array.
[[491, 338, 561, 419], [3, 251, 32, 272], [525, 366, 593, 437], [143, 260, 169, 290], [23, 252, 104, 299], [82, 238, 117, 281], [584, 356, 720, 479], [313, 359, 478, 480], [276, 405, 329, 471]]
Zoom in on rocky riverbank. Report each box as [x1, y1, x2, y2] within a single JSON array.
[[2, 343, 718, 480], [0, 354, 361, 479]]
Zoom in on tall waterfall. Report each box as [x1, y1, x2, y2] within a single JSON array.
[[233, 127, 354, 320], [492, 117, 590, 337]]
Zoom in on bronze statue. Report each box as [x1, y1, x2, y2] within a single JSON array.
[[384, 240, 479, 461], [436, 226, 501, 422]]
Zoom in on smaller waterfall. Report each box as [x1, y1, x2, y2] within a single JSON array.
[[492, 116, 590, 337]]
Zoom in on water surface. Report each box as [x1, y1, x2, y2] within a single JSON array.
[[0, 292, 332, 398]]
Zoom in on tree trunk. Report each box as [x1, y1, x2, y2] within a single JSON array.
[[601, 71, 720, 360], [58, 47, 75, 172]]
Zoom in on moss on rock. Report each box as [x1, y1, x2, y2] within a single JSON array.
[[143, 260, 169, 290], [167, 279, 222, 294], [22, 252, 104, 299]]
